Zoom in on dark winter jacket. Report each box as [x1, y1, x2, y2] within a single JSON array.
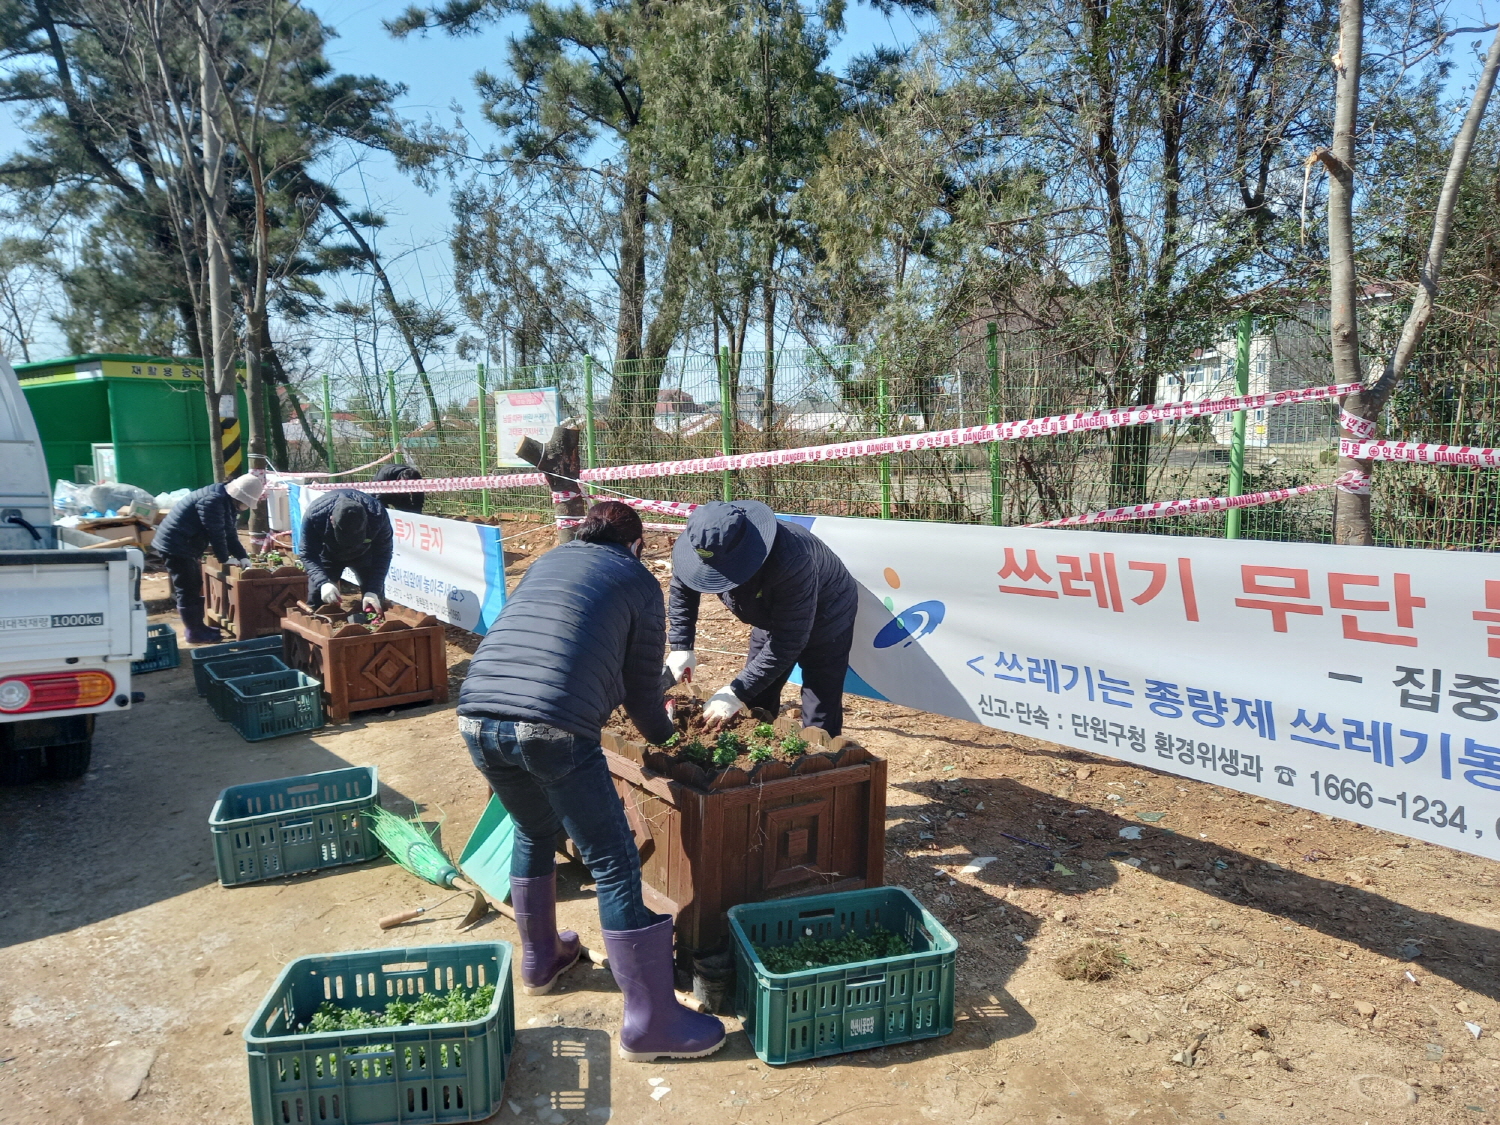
[[669, 518, 857, 702], [372, 463, 425, 514], [298, 488, 394, 598], [152, 483, 247, 564], [458, 540, 674, 745]]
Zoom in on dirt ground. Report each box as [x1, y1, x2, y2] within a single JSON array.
[[4, 532, 1500, 1124]]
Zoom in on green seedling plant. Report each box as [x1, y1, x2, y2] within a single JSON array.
[[755, 927, 912, 974], [779, 734, 809, 758], [715, 731, 744, 755], [662, 732, 681, 748], [679, 738, 713, 765], [297, 983, 496, 1052], [753, 722, 776, 740], [747, 744, 774, 764], [712, 743, 739, 768]]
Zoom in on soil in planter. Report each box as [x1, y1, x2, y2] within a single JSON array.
[[754, 927, 912, 974], [248, 550, 301, 569], [610, 695, 810, 769], [296, 983, 495, 1040]]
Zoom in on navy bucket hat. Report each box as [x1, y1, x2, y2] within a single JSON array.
[[672, 500, 779, 593]]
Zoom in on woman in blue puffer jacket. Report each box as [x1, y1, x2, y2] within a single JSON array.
[[456, 500, 725, 1064]]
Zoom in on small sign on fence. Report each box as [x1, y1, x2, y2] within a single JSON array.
[[494, 388, 561, 468]]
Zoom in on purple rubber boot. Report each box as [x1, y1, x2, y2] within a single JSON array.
[[510, 872, 581, 995], [179, 599, 222, 645], [602, 915, 726, 1062]]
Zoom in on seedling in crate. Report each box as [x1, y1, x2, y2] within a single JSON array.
[[747, 744, 774, 764], [755, 926, 912, 974], [779, 733, 809, 758], [753, 722, 776, 740], [301, 983, 496, 1041]]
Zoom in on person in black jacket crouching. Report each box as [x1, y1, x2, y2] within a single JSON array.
[[667, 499, 857, 735], [298, 488, 393, 614], [371, 462, 425, 513], [456, 501, 724, 1063]]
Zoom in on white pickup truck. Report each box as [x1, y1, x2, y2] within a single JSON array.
[[0, 357, 147, 783]]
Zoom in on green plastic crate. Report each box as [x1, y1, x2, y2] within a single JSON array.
[[223, 668, 324, 742], [191, 634, 284, 695], [131, 622, 181, 675], [205, 654, 290, 720], [729, 886, 958, 1065], [210, 765, 380, 886], [244, 942, 515, 1125]]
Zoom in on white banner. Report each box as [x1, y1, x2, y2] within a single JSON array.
[[795, 515, 1500, 859], [287, 486, 507, 634], [495, 388, 561, 467]]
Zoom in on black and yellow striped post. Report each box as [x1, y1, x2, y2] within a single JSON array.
[[219, 393, 243, 477]]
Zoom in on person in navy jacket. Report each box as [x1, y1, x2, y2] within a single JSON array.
[[297, 488, 393, 613], [152, 473, 265, 643], [666, 500, 858, 734]]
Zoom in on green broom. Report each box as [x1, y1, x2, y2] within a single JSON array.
[[370, 807, 491, 930], [368, 808, 620, 975]]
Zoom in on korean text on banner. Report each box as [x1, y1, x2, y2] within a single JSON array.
[[797, 515, 1500, 859], [495, 388, 561, 468], [287, 485, 507, 634]]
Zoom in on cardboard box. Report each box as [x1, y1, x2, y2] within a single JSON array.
[[77, 517, 155, 551]]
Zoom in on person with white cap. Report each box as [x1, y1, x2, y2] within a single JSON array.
[[297, 487, 394, 614], [667, 499, 858, 735], [151, 472, 264, 643]]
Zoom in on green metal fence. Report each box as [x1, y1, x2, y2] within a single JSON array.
[[279, 320, 1500, 551]]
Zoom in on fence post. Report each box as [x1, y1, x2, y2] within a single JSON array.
[[718, 346, 734, 502], [387, 370, 402, 464], [986, 322, 1002, 526], [1225, 312, 1253, 539], [878, 355, 892, 519], [321, 372, 336, 471], [583, 355, 597, 479], [477, 362, 490, 518]]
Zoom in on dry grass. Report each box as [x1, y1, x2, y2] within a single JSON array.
[[1053, 941, 1129, 982]]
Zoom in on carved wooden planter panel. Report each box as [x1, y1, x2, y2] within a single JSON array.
[[279, 603, 449, 723], [202, 564, 305, 639]]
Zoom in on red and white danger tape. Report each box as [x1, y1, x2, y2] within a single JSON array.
[[1340, 437, 1500, 468], [283, 382, 1354, 495], [269, 451, 398, 479], [1339, 410, 1377, 440], [1027, 483, 1333, 528], [581, 383, 1361, 484]]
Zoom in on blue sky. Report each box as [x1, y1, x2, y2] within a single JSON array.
[[0, 1, 1494, 362], [307, 0, 935, 361]]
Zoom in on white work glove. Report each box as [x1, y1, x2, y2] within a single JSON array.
[[319, 582, 341, 605], [666, 650, 697, 684], [362, 593, 383, 613], [702, 686, 745, 729], [230, 557, 253, 568]]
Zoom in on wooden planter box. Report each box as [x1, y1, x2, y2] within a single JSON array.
[[202, 563, 305, 639], [278, 602, 449, 723], [601, 722, 886, 958]]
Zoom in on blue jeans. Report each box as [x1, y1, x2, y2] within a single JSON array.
[[459, 716, 654, 932]]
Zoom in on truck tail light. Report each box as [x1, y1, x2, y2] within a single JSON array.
[[0, 671, 116, 714]]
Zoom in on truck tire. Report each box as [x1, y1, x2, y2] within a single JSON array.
[[0, 746, 44, 785], [44, 740, 92, 780]]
